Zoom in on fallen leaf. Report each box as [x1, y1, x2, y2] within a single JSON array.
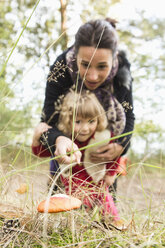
[[16, 183, 28, 194]]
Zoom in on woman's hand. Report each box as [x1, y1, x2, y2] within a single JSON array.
[[32, 122, 51, 146], [55, 136, 82, 164], [90, 143, 123, 163]]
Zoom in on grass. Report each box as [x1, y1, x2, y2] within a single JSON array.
[[1, 1, 165, 246], [0, 208, 164, 247], [0, 148, 165, 247]]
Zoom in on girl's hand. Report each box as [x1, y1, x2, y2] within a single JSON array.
[[90, 143, 123, 163], [55, 136, 82, 164], [32, 122, 51, 146]]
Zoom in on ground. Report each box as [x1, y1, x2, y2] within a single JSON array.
[[0, 161, 164, 221]]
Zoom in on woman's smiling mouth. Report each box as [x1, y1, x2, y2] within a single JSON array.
[[85, 81, 100, 89]]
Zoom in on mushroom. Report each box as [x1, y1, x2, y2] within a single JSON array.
[[37, 194, 82, 232], [37, 193, 82, 213]]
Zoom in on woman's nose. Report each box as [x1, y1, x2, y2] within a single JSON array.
[[86, 68, 98, 81]]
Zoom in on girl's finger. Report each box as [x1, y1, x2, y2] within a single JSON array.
[[75, 151, 82, 164]]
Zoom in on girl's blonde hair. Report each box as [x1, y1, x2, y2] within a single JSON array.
[[58, 90, 107, 136]]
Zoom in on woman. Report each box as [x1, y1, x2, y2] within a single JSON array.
[[40, 18, 135, 177]]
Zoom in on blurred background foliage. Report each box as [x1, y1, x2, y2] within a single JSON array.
[[0, 0, 165, 163]]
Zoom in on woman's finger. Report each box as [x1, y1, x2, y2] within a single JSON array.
[[96, 144, 110, 153], [90, 151, 109, 158]]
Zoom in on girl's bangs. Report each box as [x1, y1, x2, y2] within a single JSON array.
[[76, 99, 100, 119]]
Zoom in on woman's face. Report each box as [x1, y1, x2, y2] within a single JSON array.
[[77, 46, 113, 90]]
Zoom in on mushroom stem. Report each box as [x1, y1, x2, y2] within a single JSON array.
[[71, 213, 75, 243], [37, 194, 82, 237]]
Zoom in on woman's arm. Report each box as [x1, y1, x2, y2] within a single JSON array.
[[32, 122, 52, 157], [114, 51, 135, 154], [90, 52, 135, 162], [41, 50, 73, 125], [32, 122, 51, 147], [40, 50, 81, 164], [117, 82, 135, 154], [41, 50, 73, 153]]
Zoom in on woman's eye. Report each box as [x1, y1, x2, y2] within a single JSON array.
[[75, 120, 81, 124], [98, 65, 107, 70], [81, 62, 89, 68]]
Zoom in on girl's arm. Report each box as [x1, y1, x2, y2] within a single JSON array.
[[55, 136, 81, 164], [32, 144, 51, 157]]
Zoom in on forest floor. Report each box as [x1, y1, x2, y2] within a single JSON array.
[[0, 159, 165, 248], [0, 160, 164, 220], [0, 159, 165, 227]]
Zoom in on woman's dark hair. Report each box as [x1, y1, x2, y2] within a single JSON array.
[[74, 18, 118, 56]]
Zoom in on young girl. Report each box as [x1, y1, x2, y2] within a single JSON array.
[[32, 90, 126, 224]]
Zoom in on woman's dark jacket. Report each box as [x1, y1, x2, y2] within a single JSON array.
[[41, 48, 135, 155]]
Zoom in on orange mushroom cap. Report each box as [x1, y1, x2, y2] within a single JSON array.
[[37, 194, 82, 213]]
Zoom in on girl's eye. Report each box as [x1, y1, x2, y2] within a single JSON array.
[[88, 119, 95, 124], [75, 120, 81, 124]]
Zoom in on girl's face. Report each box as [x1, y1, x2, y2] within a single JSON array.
[[77, 46, 113, 90], [73, 116, 98, 142]]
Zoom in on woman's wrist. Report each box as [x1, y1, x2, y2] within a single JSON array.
[[32, 138, 41, 147], [114, 143, 124, 156]]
